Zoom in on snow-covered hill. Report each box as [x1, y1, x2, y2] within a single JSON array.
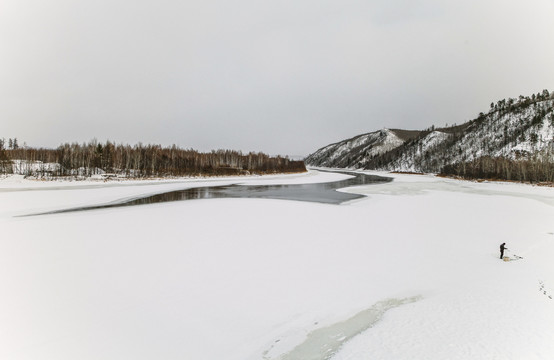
[[306, 91, 554, 173], [305, 129, 420, 169]]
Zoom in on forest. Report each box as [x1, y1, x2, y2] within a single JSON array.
[[439, 155, 554, 183], [0, 139, 306, 178]]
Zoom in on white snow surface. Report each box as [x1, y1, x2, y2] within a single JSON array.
[[366, 129, 405, 157], [9, 160, 61, 174], [1, 170, 553, 359]]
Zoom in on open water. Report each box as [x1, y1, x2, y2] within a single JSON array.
[[25, 171, 391, 216]]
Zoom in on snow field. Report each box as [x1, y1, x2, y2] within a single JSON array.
[[0, 170, 351, 218], [1, 170, 553, 359]]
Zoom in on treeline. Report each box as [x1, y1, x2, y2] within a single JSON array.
[[486, 89, 553, 116], [0, 140, 306, 178], [440, 156, 554, 183]]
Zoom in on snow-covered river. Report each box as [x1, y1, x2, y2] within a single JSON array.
[[25, 171, 391, 216], [1, 170, 554, 360]]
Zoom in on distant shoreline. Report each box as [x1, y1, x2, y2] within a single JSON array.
[[435, 173, 554, 188], [0, 169, 309, 187]]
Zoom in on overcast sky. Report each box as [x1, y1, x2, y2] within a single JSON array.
[[1, 0, 553, 156]]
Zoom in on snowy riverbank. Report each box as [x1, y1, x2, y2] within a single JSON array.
[[0, 170, 336, 190], [1, 170, 553, 359]]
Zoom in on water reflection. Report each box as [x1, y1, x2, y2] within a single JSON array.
[[27, 171, 391, 216]]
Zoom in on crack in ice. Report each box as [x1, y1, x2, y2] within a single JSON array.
[[265, 296, 422, 360]]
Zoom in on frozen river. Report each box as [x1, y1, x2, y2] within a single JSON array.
[[26, 171, 392, 216], [2, 170, 554, 360]]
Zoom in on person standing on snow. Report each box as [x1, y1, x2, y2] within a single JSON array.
[[500, 242, 507, 259]]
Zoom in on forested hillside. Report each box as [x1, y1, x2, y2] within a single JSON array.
[[306, 90, 554, 182], [304, 129, 421, 168], [0, 140, 306, 178]]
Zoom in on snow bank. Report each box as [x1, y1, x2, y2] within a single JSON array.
[[0, 172, 304, 190], [1, 170, 553, 360]]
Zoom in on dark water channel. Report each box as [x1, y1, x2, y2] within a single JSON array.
[[26, 171, 392, 216]]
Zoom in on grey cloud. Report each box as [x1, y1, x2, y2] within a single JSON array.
[[1, 0, 553, 156]]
